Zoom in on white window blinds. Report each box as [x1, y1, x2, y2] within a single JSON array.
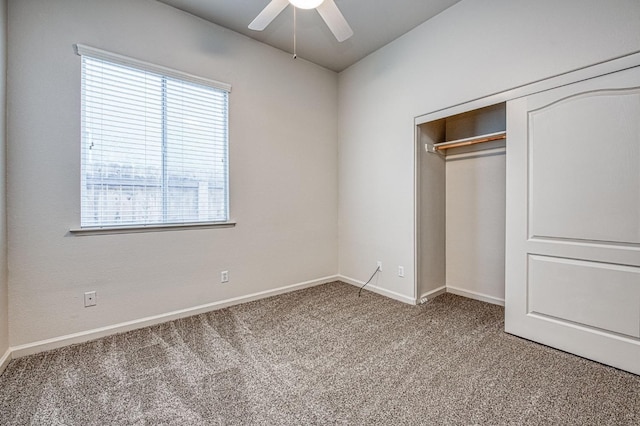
[[77, 45, 230, 228]]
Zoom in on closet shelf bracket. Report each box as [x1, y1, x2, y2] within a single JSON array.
[[424, 143, 445, 156]]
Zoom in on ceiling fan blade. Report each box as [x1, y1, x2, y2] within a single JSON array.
[[316, 0, 353, 42], [248, 0, 289, 31]]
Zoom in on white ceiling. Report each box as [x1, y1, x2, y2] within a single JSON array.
[[157, 0, 463, 72]]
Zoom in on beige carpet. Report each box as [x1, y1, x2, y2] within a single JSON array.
[[1, 281, 639, 425]]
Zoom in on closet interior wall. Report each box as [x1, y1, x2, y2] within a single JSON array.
[[417, 103, 507, 304]]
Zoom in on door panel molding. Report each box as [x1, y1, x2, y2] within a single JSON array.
[[527, 254, 640, 338], [528, 87, 640, 245]]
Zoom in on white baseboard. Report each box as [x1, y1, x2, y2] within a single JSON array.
[[5, 277, 504, 362], [0, 347, 11, 375], [446, 285, 505, 306], [10, 275, 339, 359], [338, 275, 416, 305], [419, 286, 447, 303]]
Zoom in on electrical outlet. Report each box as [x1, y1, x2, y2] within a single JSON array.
[[221, 270, 229, 283], [398, 266, 405, 277], [84, 291, 97, 307], [377, 261, 382, 271]]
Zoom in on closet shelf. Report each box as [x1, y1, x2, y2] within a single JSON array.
[[434, 131, 506, 151]]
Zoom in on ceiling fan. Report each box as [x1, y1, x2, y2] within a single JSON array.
[[249, 0, 353, 42]]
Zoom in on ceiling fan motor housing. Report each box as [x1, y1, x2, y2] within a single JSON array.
[[289, 0, 325, 9]]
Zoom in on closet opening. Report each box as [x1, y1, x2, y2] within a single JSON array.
[[416, 102, 507, 305]]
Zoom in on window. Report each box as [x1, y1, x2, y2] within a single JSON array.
[[76, 45, 230, 228]]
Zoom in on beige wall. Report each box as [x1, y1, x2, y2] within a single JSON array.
[[7, 0, 338, 347], [0, 0, 7, 360], [338, 0, 640, 300], [6, 0, 640, 353], [446, 150, 506, 303]]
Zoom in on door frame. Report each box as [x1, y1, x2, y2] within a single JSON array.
[[413, 50, 640, 303]]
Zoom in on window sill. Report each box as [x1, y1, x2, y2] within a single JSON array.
[[69, 221, 236, 236]]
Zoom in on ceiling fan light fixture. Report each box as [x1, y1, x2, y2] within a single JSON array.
[[250, 0, 352, 43], [289, 0, 324, 10]]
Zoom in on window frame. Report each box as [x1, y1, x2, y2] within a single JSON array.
[[71, 44, 234, 235]]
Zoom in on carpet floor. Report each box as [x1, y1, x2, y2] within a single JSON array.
[[0, 281, 639, 425]]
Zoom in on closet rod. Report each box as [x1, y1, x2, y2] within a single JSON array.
[[434, 131, 506, 151]]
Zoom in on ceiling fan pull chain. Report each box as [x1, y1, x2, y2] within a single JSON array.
[[293, 6, 297, 59]]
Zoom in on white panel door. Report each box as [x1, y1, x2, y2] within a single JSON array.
[[505, 65, 640, 375]]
